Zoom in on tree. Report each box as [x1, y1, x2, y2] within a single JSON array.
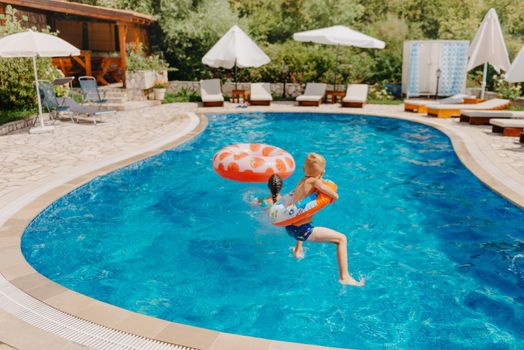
[[0, 6, 63, 111], [159, 0, 240, 80], [63, 0, 524, 89]]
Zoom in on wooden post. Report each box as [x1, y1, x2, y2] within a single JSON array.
[[72, 50, 92, 77], [117, 21, 128, 88], [84, 50, 92, 77]]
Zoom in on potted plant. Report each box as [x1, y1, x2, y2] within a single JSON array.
[[126, 43, 170, 90], [153, 80, 168, 100]]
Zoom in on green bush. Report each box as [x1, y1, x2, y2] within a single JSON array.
[[369, 82, 394, 100], [367, 81, 402, 104], [0, 109, 35, 125], [249, 41, 376, 85], [71, 0, 524, 87], [493, 74, 522, 100], [159, 0, 240, 81], [162, 92, 176, 104], [0, 6, 63, 111], [126, 43, 171, 73], [367, 99, 403, 105], [163, 89, 200, 103]]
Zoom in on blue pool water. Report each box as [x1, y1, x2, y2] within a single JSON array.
[[22, 113, 524, 349]]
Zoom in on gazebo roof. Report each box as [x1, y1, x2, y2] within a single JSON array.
[[0, 0, 156, 24]]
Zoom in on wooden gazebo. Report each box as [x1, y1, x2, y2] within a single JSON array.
[[0, 0, 156, 86]]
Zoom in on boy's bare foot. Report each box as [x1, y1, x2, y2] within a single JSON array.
[[339, 275, 365, 287], [293, 246, 304, 259]]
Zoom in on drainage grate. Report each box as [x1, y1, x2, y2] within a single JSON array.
[[0, 274, 197, 350]]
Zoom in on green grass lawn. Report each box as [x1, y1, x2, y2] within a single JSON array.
[[162, 90, 201, 104], [507, 104, 524, 111], [368, 99, 403, 105], [0, 109, 35, 125]]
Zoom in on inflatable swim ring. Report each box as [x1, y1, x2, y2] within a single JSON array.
[[269, 180, 337, 226], [213, 143, 295, 182]]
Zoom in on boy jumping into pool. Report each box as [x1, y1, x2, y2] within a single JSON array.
[[268, 153, 365, 286]]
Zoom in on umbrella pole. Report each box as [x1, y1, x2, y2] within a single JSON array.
[[334, 45, 340, 92], [234, 63, 238, 91], [32, 56, 44, 129], [481, 62, 487, 99]]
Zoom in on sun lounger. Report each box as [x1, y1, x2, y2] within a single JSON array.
[[79, 76, 108, 105], [490, 119, 524, 136], [250, 83, 272, 106], [60, 98, 114, 125], [426, 99, 511, 118], [296, 83, 326, 106], [459, 110, 524, 125], [404, 94, 473, 113], [200, 79, 224, 107], [38, 80, 113, 125], [37, 80, 75, 123], [342, 84, 368, 108]]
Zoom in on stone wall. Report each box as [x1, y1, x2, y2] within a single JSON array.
[[0, 116, 38, 136], [125, 88, 149, 101], [167, 81, 200, 94], [513, 97, 524, 107], [126, 70, 168, 90]]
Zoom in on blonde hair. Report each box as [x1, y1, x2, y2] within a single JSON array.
[[304, 153, 326, 177]]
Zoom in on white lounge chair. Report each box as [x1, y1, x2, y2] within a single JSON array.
[[404, 93, 473, 113], [200, 79, 224, 107], [342, 84, 368, 108], [459, 110, 524, 125], [425, 99, 511, 118], [296, 83, 326, 106], [490, 119, 524, 137], [250, 83, 272, 106]]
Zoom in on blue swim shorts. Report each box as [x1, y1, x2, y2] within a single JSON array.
[[285, 222, 314, 241]]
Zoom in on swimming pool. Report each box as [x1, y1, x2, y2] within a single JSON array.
[[22, 112, 524, 349]]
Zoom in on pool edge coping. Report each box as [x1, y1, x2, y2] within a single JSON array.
[[1, 107, 523, 350]]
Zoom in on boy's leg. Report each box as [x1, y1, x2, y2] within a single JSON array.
[[308, 227, 365, 286], [293, 240, 304, 258]]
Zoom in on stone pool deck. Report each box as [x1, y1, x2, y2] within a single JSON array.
[[0, 102, 523, 350]]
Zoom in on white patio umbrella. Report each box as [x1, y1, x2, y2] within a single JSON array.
[[505, 44, 524, 83], [293, 25, 385, 90], [202, 25, 270, 89], [0, 30, 80, 133], [467, 8, 510, 99]]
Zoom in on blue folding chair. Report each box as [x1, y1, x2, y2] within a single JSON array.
[[37, 81, 75, 123], [79, 76, 107, 104], [39, 80, 112, 125]]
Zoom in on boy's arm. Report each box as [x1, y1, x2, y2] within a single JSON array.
[[311, 178, 338, 200]]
